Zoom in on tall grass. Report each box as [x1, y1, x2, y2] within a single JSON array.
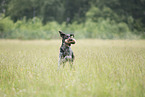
[[0, 39, 145, 97]]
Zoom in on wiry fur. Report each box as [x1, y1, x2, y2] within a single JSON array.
[[58, 31, 76, 70]]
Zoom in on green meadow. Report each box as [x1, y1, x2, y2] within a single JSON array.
[[0, 39, 145, 97]]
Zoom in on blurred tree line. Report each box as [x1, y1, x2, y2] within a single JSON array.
[[0, 0, 145, 39]]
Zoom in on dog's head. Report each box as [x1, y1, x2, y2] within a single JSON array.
[[59, 31, 76, 46]]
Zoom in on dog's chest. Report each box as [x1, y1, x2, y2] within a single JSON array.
[[60, 46, 71, 56], [64, 48, 70, 55]]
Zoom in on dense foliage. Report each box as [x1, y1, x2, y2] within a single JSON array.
[[0, 0, 145, 39], [0, 17, 139, 39]]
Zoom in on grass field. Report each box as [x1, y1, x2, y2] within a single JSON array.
[[0, 39, 145, 97]]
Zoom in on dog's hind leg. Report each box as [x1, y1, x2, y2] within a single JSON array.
[[69, 61, 73, 70], [63, 62, 66, 68], [69, 59, 75, 70], [70, 53, 75, 70], [57, 58, 61, 70]]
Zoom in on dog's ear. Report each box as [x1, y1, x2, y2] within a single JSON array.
[[59, 31, 65, 38], [70, 34, 74, 37]]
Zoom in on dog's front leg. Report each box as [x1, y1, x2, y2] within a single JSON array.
[[58, 53, 64, 70], [58, 58, 66, 70]]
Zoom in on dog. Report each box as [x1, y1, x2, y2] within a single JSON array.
[[58, 31, 76, 70]]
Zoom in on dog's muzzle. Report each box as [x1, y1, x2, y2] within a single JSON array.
[[65, 38, 76, 44]]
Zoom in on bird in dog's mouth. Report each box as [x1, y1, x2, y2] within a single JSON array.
[[65, 38, 76, 46]]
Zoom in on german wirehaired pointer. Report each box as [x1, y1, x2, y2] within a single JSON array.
[[58, 31, 76, 70]]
